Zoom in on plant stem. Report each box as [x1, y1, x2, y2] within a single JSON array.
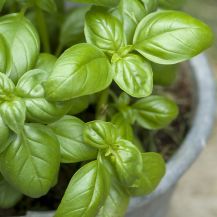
[[96, 88, 109, 121], [55, 43, 63, 57], [35, 7, 50, 53]]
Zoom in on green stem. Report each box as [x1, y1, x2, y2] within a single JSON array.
[[35, 7, 50, 52], [96, 88, 109, 121], [55, 43, 63, 57]]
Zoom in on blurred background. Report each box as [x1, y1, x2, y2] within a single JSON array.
[[168, 0, 217, 216]]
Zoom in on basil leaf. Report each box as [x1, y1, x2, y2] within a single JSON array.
[[111, 113, 134, 142], [0, 34, 12, 74], [55, 160, 110, 217], [68, 96, 89, 115], [83, 120, 119, 149], [16, 69, 71, 124], [35, 53, 57, 74], [0, 174, 22, 209], [112, 54, 153, 98], [35, 0, 57, 13], [140, 0, 159, 13], [0, 72, 15, 102], [160, 0, 186, 9], [96, 161, 129, 217], [85, 9, 124, 54], [129, 152, 165, 196], [45, 43, 112, 101], [133, 11, 214, 64], [0, 13, 40, 83], [67, 0, 119, 7], [112, 0, 146, 44], [0, 99, 26, 134], [132, 95, 179, 130], [59, 6, 90, 47], [49, 116, 97, 163], [152, 63, 178, 86], [0, 116, 10, 153], [111, 139, 143, 187], [0, 124, 60, 198]]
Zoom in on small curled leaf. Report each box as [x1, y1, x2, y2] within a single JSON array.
[[84, 121, 119, 149]]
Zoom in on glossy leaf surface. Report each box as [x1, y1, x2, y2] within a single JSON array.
[[111, 139, 143, 187], [68, 96, 89, 115], [0, 99, 26, 134], [133, 95, 179, 130], [133, 11, 214, 64], [16, 69, 71, 124], [0, 13, 40, 82], [45, 43, 112, 101], [112, 54, 153, 98], [55, 160, 109, 217], [84, 121, 119, 149], [0, 124, 60, 198], [85, 9, 124, 54], [49, 116, 97, 163], [129, 152, 165, 196], [112, 0, 146, 44]]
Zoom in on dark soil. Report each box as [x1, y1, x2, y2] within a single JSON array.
[[0, 63, 194, 217]]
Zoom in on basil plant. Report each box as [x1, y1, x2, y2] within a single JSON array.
[[0, 0, 213, 216]]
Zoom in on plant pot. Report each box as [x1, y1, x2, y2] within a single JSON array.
[[24, 53, 216, 217]]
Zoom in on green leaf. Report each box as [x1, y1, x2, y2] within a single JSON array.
[[152, 63, 178, 86], [49, 116, 97, 163], [35, 0, 57, 13], [0, 72, 15, 103], [35, 53, 57, 74], [68, 96, 89, 115], [16, 69, 71, 124], [0, 99, 26, 134], [45, 43, 112, 101], [0, 34, 12, 74], [85, 9, 124, 54], [0, 13, 40, 83], [59, 6, 90, 47], [112, 0, 146, 44], [67, 0, 119, 7], [132, 95, 179, 130], [0, 116, 10, 153], [133, 11, 214, 64], [129, 152, 165, 196], [0, 174, 22, 209], [112, 54, 153, 98], [83, 120, 119, 149], [140, 0, 159, 13], [96, 161, 129, 217], [0, 124, 60, 198], [55, 160, 110, 217], [111, 139, 143, 187], [160, 0, 186, 9], [111, 113, 134, 142]]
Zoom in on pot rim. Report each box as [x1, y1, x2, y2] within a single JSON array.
[[25, 54, 216, 217]]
